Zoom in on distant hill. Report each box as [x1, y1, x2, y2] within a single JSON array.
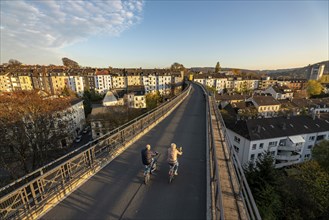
[[266, 60, 329, 79], [190, 60, 328, 79]]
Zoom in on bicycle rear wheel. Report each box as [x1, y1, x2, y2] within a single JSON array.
[[144, 173, 150, 184]]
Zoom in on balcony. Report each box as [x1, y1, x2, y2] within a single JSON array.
[[276, 154, 300, 161], [277, 145, 302, 152], [275, 160, 300, 168]]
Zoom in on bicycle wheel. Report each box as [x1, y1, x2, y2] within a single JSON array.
[[144, 173, 150, 184], [168, 171, 174, 184]]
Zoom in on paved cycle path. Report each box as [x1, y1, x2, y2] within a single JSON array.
[[42, 84, 207, 220]]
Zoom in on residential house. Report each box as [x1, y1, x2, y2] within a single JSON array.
[[225, 115, 329, 168], [249, 95, 281, 117], [265, 85, 293, 100], [102, 90, 125, 106], [126, 86, 146, 109]]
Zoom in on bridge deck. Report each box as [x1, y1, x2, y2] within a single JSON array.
[[209, 99, 247, 220], [41, 84, 207, 220]]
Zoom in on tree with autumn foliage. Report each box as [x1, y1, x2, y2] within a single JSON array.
[[0, 91, 72, 179], [307, 80, 323, 97]]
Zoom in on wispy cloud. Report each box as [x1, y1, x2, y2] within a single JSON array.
[[0, 0, 144, 64]]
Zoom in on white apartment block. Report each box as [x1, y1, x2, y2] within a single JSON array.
[[157, 75, 172, 95], [67, 76, 85, 96], [95, 74, 112, 94], [225, 115, 329, 168], [215, 78, 227, 93], [143, 74, 158, 93]]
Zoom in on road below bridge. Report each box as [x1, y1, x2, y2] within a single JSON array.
[[41, 84, 207, 220]]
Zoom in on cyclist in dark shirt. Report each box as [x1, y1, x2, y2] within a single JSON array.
[[141, 144, 157, 166]]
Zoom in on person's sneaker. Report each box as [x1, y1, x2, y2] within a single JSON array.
[[174, 172, 178, 175]]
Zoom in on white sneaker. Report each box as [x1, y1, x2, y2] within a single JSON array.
[[174, 172, 178, 176]]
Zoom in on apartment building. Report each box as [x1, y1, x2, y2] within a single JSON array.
[[0, 66, 184, 97], [142, 73, 158, 93], [225, 115, 329, 168], [31, 70, 52, 94], [249, 95, 281, 117], [65, 99, 86, 137], [0, 73, 12, 92], [258, 77, 278, 90], [126, 72, 142, 86], [95, 70, 112, 94], [157, 73, 172, 95], [265, 85, 293, 100], [49, 69, 69, 95], [67, 76, 85, 96], [126, 86, 146, 108], [233, 78, 259, 93], [112, 73, 126, 89]]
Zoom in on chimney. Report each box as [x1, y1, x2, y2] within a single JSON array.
[[312, 112, 316, 120], [282, 122, 286, 130], [257, 125, 261, 133], [287, 114, 290, 119]]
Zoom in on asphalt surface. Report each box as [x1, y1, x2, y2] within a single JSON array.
[[41, 84, 207, 220]]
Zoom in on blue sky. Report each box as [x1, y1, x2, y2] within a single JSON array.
[[1, 0, 328, 70]]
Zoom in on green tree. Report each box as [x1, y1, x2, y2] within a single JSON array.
[[170, 62, 185, 71], [62, 57, 79, 68], [215, 62, 221, 73], [293, 161, 329, 218], [206, 86, 216, 94], [146, 91, 162, 110], [312, 140, 329, 172], [307, 80, 323, 96], [8, 59, 22, 66], [82, 90, 104, 117], [244, 152, 282, 219]]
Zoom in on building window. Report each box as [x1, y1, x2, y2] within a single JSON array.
[[269, 141, 277, 147], [259, 143, 264, 149], [307, 145, 312, 149], [250, 154, 255, 160], [316, 135, 325, 141], [252, 144, 257, 150], [304, 154, 310, 159], [234, 136, 241, 143], [309, 136, 315, 141], [233, 145, 239, 153], [257, 153, 262, 158], [279, 139, 286, 146]]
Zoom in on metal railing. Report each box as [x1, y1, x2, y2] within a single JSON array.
[[0, 84, 191, 220], [210, 93, 261, 220], [198, 84, 224, 220]]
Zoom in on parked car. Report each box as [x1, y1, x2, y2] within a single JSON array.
[[83, 126, 90, 134], [75, 136, 82, 143]]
